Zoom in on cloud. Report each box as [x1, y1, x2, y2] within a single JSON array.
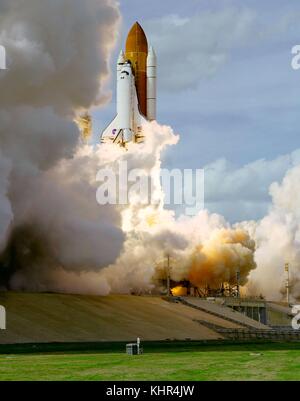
[[144, 9, 256, 91], [203, 149, 300, 222]]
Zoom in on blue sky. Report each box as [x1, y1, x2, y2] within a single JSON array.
[[93, 0, 300, 222]]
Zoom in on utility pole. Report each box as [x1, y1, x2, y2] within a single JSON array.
[[236, 268, 240, 298], [166, 254, 171, 297], [285, 263, 290, 305]]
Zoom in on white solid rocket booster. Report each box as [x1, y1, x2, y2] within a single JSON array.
[[147, 46, 157, 121]]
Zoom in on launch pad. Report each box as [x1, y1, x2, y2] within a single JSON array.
[[164, 280, 242, 298], [156, 276, 267, 325]]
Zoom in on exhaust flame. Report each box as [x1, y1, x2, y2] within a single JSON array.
[[171, 286, 187, 297]]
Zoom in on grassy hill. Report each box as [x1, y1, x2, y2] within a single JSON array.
[[0, 292, 237, 344]]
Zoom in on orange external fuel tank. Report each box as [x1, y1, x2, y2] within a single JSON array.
[[125, 22, 148, 117]]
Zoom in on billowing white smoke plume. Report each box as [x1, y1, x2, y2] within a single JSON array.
[[0, 0, 119, 113], [0, 0, 124, 291], [247, 165, 300, 301], [0, 151, 12, 252], [0, 1, 299, 301], [93, 123, 257, 295]]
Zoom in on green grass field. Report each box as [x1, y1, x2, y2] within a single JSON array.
[[0, 342, 300, 381]]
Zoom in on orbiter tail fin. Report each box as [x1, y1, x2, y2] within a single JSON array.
[[101, 115, 123, 144]]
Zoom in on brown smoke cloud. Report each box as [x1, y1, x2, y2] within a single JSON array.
[[185, 229, 256, 288]]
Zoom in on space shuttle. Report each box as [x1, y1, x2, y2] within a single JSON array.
[[101, 22, 157, 146]]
